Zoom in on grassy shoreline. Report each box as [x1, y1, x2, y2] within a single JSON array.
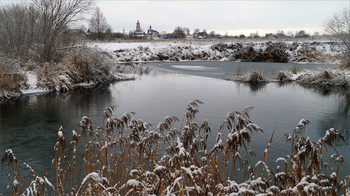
[[0, 47, 136, 104]]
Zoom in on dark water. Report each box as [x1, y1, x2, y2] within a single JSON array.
[[0, 62, 349, 192]]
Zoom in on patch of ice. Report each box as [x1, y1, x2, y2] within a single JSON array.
[[171, 65, 208, 70]]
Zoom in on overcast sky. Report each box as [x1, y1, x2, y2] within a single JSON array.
[[1, 0, 349, 35], [95, 0, 349, 35]]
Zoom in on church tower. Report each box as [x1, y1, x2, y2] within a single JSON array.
[[136, 20, 141, 32]]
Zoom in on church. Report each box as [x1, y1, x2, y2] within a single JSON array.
[[133, 21, 159, 38], [147, 26, 159, 36], [134, 20, 145, 38]]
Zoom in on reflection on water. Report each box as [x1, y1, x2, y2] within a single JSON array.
[[0, 87, 114, 192], [235, 81, 268, 93], [300, 84, 350, 143], [1, 65, 349, 192]]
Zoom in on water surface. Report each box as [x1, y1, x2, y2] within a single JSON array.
[[1, 62, 349, 193]]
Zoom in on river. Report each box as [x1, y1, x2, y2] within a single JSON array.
[[0, 61, 349, 193]]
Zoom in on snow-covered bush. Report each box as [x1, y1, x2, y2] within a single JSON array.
[[274, 68, 350, 87], [36, 48, 116, 92], [232, 70, 268, 84]]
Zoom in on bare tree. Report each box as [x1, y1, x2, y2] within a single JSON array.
[[0, 4, 40, 55], [325, 8, 350, 68], [33, 0, 93, 61], [172, 26, 186, 39], [295, 30, 309, 38], [88, 7, 111, 40]]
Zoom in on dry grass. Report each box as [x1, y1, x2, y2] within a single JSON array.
[[35, 48, 116, 92], [291, 65, 300, 74], [2, 100, 349, 195], [0, 57, 27, 95], [298, 69, 350, 87], [233, 70, 268, 84]]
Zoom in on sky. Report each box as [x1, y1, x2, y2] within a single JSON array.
[[95, 0, 349, 35], [1, 0, 349, 36]]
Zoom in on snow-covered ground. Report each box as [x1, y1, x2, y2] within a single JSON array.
[[89, 40, 342, 64]]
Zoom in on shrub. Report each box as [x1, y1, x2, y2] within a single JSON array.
[[0, 56, 27, 94], [247, 70, 267, 84], [36, 48, 116, 92]]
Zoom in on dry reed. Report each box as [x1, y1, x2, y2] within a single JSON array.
[[2, 100, 349, 195]]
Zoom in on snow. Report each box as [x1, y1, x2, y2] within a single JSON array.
[[89, 40, 342, 65], [176, 137, 187, 157], [275, 157, 287, 164], [75, 81, 97, 88], [126, 179, 142, 187], [20, 71, 48, 94], [80, 172, 100, 186], [181, 166, 193, 179], [154, 165, 166, 172], [89, 42, 173, 51], [13, 179, 19, 187]]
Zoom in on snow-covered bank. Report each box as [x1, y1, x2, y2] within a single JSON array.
[[228, 67, 350, 87], [90, 40, 342, 64], [0, 48, 134, 103], [20, 72, 48, 94]]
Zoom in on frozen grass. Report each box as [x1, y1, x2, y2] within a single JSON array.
[[35, 48, 117, 92], [277, 67, 350, 87], [1, 48, 123, 102], [230, 67, 350, 88], [2, 100, 349, 195], [0, 55, 27, 102], [231, 70, 268, 84]]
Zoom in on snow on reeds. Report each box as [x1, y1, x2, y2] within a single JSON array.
[[2, 100, 349, 195]]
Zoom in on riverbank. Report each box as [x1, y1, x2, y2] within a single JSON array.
[[0, 48, 135, 104], [91, 39, 342, 64], [93, 39, 350, 88]]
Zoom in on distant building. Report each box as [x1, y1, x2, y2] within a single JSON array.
[[193, 32, 208, 39], [134, 20, 145, 38], [159, 34, 168, 39], [136, 20, 141, 32], [147, 26, 159, 36]]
